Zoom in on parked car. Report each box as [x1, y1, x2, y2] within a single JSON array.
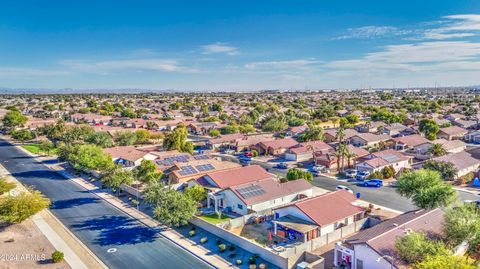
[[336, 185, 353, 194], [356, 171, 370, 181], [224, 149, 235, 155], [244, 151, 253, 157], [362, 179, 383, 188], [312, 165, 325, 172], [465, 200, 480, 207], [275, 162, 288, 169], [311, 170, 320, 177], [345, 169, 358, 178]]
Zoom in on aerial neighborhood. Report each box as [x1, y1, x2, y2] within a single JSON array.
[[0, 89, 479, 269]]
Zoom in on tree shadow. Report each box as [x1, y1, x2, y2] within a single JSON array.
[[11, 170, 66, 181], [51, 197, 101, 209], [71, 215, 158, 246]]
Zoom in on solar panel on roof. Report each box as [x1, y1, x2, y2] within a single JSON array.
[[196, 164, 215, 172], [194, 155, 210, 160], [383, 154, 399, 162], [237, 185, 266, 199], [178, 165, 198, 176]]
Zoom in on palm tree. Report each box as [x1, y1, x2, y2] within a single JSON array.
[[337, 143, 347, 172], [428, 143, 447, 157], [344, 147, 357, 169], [336, 126, 346, 144]]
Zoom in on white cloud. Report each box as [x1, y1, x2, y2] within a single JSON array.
[[244, 59, 320, 71], [60, 59, 192, 73], [200, 42, 239, 55], [422, 14, 480, 40], [335, 26, 410, 40]]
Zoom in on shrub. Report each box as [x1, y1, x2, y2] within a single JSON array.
[[259, 263, 267, 269], [218, 243, 227, 252], [236, 259, 242, 265], [229, 244, 235, 251], [249, 255, 257, 265], [369, 171, 384, 179], [188, 230, 196, 237], [200, 237, 208, 244], [51, 250, 64, 263], [216, 238, 222, 245]]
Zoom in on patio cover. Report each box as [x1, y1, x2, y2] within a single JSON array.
[[274, 215, 318, 233]]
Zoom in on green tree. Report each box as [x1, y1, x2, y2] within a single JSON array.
[[239, 124, 256, 134], [396, 169, 457, 209], [286, 168, 313, 182], [414, 254, 476, 269], [443, 204, 480, 254], [121, 108, 137, 118], [10, 129, 34, 144], [184, 185, 207, 203], [2, 110, 27, 128], [395, 231, 450, 264], [381, 165, 395, 179], [0, 177, 16, 195], [133, 159, 162, 184], [428, 143, 447, 157], [298, 124, 324, 142], [419, 119, 440, 140], [86, 132, 114, 148], [39, 140, 55, 155], [422, 160, 458, 180], [163, 124, 193, 153], [261, 115, 287, 132], [135, 129, 151, 144], [62, 125, 94, 145], [0, 189, 50, 223], [143, 182, 196, 227], [208, 129, 221, 137], [220, 123, 239, 134], [101, 165, 134, 194], [67, 144, 113, 172], [114, 131, 138, 146]]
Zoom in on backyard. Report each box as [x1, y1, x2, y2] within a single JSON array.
[[200, 213, 232, 224]]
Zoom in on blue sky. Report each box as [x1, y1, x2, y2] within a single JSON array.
[[1, 0, 480, 91]]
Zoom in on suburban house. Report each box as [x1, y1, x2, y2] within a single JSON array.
[[167, 159, 241, 185], [285, 140, 333, 162], [433, 139, 467, 154], [334, 208, 444, 269], [314, 145, 369, 171], [355, 149, 412, 173], [207, 133, 245, 149], [431, 151, 480, 178], [354, 121, 384, 133], [436, 126, 468, 140], [187, 122, 219, 135], [272, 190, 366, 243], [349, 133, 391, 148], [393, 134, 431, 151], [103, 146, 157, 167], [210, 178, 315, 215], [382, 123, 410, 137], [453, 119, 477, 129], [324, 128, 359, 143], [465, 130, 480, 143], [284, 125, 308, 137], [257, 138, 299, 156], [207, 134, 274, 152], [71, 113, 112, 125]]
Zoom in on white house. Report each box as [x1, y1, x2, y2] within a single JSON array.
[[355, 149, 412, 173], [334, 208, 444, 269]]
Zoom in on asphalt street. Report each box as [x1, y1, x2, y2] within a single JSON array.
[[215, 154, 480, 212], [0, 139, 212, 269]]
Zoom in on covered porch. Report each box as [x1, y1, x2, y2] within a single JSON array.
[[272, 215, 319, 244]]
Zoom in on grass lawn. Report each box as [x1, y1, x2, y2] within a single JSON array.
[[200, 213, 231, 224], [22, 143, 58, 155]]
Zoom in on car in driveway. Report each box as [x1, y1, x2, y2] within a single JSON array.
[[356, 171, 370, 181], [345, 169, 358, 178], [336, 185, 353, 194], [361, 179, 383, 188]]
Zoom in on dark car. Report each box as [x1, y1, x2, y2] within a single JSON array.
[[274, 162, 288, 169]]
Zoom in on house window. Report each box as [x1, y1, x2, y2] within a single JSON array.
[[237, 204, 243, 210], [357, 259, 364, 269]]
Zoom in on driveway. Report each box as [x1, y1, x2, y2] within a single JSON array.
[[0, 139, 212, 269]]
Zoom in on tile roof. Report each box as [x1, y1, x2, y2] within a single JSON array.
[[260, 138, 299, 150], [432, 151, 479, 171], [290, 190, 365, 226], [103, 146, 148, 162], [439, 125, 468, 136], [229, 178, 313, 206], [203, 165, 274, 189], [393, 134, 430, 147]]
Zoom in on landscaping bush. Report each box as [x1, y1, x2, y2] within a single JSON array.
[[229, 244, 235, 251], [216, 238, 222, 245], [188, 230, 195, 237], [200, 237, 208, 244], [369, 171, 384, 179], [249, 255, 258, 265], [236, 259, 242, 265], [218, 243, 227, 253], [259, 263, 267, 269], [51, 250, 64, 263]]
